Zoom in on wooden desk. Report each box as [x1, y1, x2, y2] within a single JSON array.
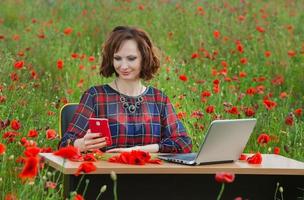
[[40, 153, 304, 200]]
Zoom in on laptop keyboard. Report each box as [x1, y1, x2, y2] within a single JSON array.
[[165, 153, 197, 161]]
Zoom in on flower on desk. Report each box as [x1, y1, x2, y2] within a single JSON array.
[[75, 162, 97, 176], [238, 152, 263, 164], [108, 150, 162, 165], [53, 146, 83, 161], [238, 154, 247, 160], [247, 152, 262, 164]]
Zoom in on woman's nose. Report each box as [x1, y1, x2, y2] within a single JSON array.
[[120, 60, 129, 69]]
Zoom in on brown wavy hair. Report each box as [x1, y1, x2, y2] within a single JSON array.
[[100, 26, 160, 81]]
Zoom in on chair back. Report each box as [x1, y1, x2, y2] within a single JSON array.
[[59, 103, 78, 138]]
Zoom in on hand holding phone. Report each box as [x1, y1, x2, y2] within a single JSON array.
[[88, 118, 112, 146]]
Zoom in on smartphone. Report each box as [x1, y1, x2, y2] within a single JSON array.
[[88, 118, 112, 146]]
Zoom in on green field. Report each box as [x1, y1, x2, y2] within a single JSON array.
[[0, 0, 303, 199]]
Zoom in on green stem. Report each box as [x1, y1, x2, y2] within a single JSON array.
[[274, 182, 279, 200], [216, 183, 225, 200], [75, 175, 85, 193], [95, 185, 106, 200], [82, 179, 90, 197], [113, 180, 118, 200]]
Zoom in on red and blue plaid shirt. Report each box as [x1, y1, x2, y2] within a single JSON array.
[[60, 84, 192, 153]]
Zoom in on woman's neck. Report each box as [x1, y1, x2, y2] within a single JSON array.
[[114, 78, 145, 96]]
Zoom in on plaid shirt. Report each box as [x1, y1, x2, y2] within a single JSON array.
[[60, 84, 192, 153]]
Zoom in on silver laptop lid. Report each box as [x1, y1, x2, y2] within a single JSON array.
[[195, 119, 256, 164]]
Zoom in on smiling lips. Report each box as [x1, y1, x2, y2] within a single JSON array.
[[121, 71, 130, 76]]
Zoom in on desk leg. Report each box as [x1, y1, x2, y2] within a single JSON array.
[[63, 174, 72, 198]]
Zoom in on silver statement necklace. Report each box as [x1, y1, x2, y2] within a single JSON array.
[[115, 79, 144, 113]]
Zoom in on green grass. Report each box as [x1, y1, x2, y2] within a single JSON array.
[[0, 0, 303, 199]]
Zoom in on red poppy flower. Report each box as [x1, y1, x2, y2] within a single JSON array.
[[148, 158, 162, 164], [40, 147, 53, 153], [14, 61, 24, 69], [16, 156, 26, 164], [257, 133, 270, 145], [63, 27, 73, 35], [83, 153, 97, 161], [238, 154, 247, 160], [10, 119, 21, 131], [236, 41, 244, 53], [132, 150, 151, 162], [256, 26, 265, 33], [239, 71, 247, 78], [285, 115, 294, 126], [128, 154, 145, 165], [264, 51, 271, 57], [213, 84, 220, 94], [215, 172, 235, 183], [213, 79, 220, 85], [24, 146, 41, 157], [0, 143, 6, 155], [46, 129, 57, 140], [4, 193, 18, 200], [191, 110, 204, 119], [191, 53, 199, 59], [27, 129, 38, 138], [179, 74, 188, 81], [274, 147, 280, 155], [263, 99, 277, 110], [279, 92, 288, 99], [271, 75, 284, 86], [3, 131, 19, 139], [19, 156, 39, 179], [287, 50, 296, 57], [73, 194, 84, 200], [109, 150, 161, 165], [227, 106, 239, 115], [45, 181, 57, 189], [71, 53, 79, 58], [88, 56, 95, 62], [294, 108, 302, 117], [206, 105, 215, 114], [57, 59, 64, 70], [244, 107, 255, 117], [53, 146, 81, 160], [0, 95, 6, 103], [177, 111, 187, 120], [221, 61, 228, 67], [240, 57, 247, 64], [213, 30, 220, 39], [246, 87, 256, 96], [201, 91, 210, 98], [247, 152, 262, 164], [75, 162, 97, 176]]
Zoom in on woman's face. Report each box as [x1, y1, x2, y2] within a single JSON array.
[[113, 39, 142, 81]]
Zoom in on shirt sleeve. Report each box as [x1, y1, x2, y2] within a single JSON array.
[[159, 95, 192, 153], [59, 88, 96, 148]]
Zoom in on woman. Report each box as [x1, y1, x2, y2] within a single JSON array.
[[60, 26, 192, 153]]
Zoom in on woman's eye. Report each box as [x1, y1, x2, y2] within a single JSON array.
[[128, 57, 137, 61], [114, 57, 121, 61]]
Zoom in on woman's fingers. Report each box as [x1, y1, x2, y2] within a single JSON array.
[[85, 137, 106, 146], [85, 132, 100, 139], [86, 141, 107, 150]]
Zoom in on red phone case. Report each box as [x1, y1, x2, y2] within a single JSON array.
[[88, 118, 112, 146]]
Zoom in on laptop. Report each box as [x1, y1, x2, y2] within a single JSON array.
[[158, 118, 257, 165]]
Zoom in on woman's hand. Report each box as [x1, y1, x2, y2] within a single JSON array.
[[74, 129, 107, 152], [106, 144, 159, 153]]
